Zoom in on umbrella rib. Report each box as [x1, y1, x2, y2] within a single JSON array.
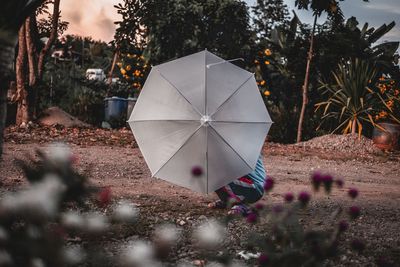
[[209, 126, 253, 171], [212, 121, 270, 124], [209, 74, 253, 118], [156, 68, 203, 117], [152, 124, 203, 178], [129, 119, 199, 123]]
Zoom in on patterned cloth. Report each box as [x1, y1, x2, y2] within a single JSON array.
[[215, 155, 266, 204]]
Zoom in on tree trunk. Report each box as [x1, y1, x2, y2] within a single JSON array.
[[108, 49, 119, 85], [0, 84, 7, 159], [0, 30, 19, 159], [16, 25, 29, 125], [296, 14, 318, 143], [16, 0, 61, 122], [25, 15, 40, 119], [37, 0, 60, 80]]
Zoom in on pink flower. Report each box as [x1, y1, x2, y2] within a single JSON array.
[[322, 174, 333, 192], [335, 179, 344, 188], [298, 191, 311, 206], [311, 172, 323, 190], [284, 192, 294, 203], [348, 188, 359, 199], [191, 166, 203, 177], [246, 213, 257, 224], [98, 187, 112, 207], [263, 177, 274, 192], [273, 204, 284, 213], [258, 254, 269, 266], [338, 220, 349, 232], [255, 203, 264, 210], [349, 206, 361, 219]]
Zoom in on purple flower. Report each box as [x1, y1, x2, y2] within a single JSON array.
[[98, 187, 112, 207], [351, 239, 365, 252], [335, 179, 344, 188], [311, 172, 323, 191], [284, 192, 294, 203], [338, 220, 349, 232], [349, 206, 361, 219], [191, 166, 203, 177], [348, 188, 359, 199], [263, 177, 274, 192], [246, 212, 257, 224], [273, 204, 284, 213], [255, 203, 264, 210], [258, 254, 269, 266], [298, 191, 311, 206], [376, 256, 391, 267], [322, 174, 333, 193]]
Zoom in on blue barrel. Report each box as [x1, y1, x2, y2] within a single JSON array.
[[104, 97, 128, 126], [127, 97, 138, 120]]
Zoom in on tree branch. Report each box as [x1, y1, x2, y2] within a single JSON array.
[[37, 0, 60, 79], [25, 15, 39, 87]]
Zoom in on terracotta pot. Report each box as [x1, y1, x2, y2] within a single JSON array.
[[372, 122, 400, 150]]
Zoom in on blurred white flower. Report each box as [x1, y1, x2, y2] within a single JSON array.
[[193, 219, 226, 249], [61, 211, 85, 230], [206, 262, 224, 267], [85, 212, 109, 233], [0, 250, 12, 266], [63, 245, 86, 265], [113, 201, 139, 223], [1, 174, 65, 218], [120, 241, 161, 267], [176, 261, 195, 267], [31, 258, 45, 267], [0, 227, 8, 242], [48, 142, 73, 165], [237, 251, 260, 260], [27, 226, 41, 239], [229, 261, 248, 267], [154, 223, 181, 245]]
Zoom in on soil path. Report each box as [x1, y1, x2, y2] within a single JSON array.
[[1, 143, 399, 266]]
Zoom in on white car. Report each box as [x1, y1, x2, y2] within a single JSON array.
[[86, 69, 106, 81]]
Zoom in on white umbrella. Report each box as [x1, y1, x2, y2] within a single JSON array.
[[128, 50, 272, 194]]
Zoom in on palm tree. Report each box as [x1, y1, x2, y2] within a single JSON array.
[[294, 0, 368, 142], [0, 0, 44, 158]]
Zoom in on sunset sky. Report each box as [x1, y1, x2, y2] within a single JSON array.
[[61, 0, 400, 44]]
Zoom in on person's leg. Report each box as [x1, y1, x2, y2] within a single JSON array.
[[209, 176, 264, 212], [229, 176, 264, 204]]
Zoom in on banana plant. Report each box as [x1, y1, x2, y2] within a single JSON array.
[[316, 59, 382, 137]]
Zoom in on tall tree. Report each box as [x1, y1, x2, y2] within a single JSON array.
[[294, 0, 349, 143], [114, 0, 254, 64], [15, 0, 64, 124], [0, 0, 44, 159], [294, 0, 371, 142], [252, 0, 290, 39]]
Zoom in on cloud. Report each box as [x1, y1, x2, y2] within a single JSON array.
[[95, 7, 116, 41], [365, 1, 400, 15], [61, 0, 120, 41]]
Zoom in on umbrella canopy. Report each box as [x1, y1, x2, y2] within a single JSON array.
[[128, 50, 272, 194]]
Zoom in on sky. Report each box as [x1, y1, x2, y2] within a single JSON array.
[[60, 0, 400, 44]]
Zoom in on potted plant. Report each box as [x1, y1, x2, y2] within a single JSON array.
[[372, 76, 400, 150], [316, 59, 382, 137]]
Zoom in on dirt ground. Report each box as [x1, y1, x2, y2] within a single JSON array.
[[1, 134, 400, 266]]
